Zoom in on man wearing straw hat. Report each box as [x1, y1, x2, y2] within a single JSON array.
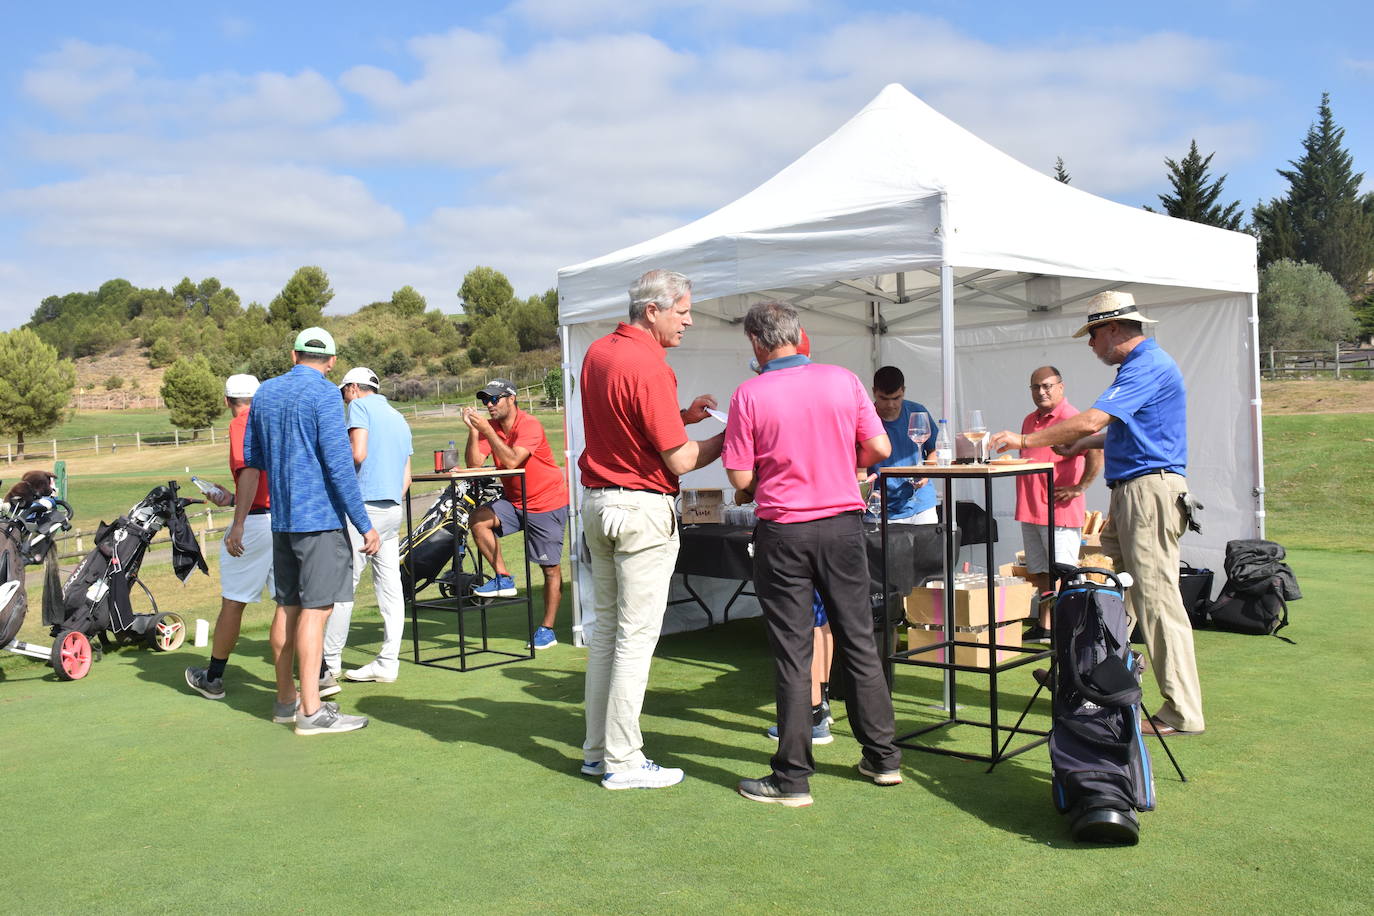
[[990, 291, 1204, 736]]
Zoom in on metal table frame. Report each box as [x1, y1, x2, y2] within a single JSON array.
[[879, 462, 1056, 768], [404, 469, 535, 672]]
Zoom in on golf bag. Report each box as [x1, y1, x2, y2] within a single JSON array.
[[399, 475, 502, 597], [1049, 567, 1154, 845], [1206, 539, 1300, 639], [0, 487, 73, 645], [49, 482, 206, 652]]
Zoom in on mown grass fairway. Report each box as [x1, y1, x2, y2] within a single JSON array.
[[2, 394, 1370, 913]]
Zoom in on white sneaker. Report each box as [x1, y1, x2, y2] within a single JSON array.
[[344, 662, 397, 683], [601, 760, 684, 790], [295, 704, 368, 736]]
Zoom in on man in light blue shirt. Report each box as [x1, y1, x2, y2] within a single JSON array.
[[868, 366, 938, 523], [325, 366, 413, 683], [227, 327, 378, 736]]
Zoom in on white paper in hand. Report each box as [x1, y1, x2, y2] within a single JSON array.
[[706, 407, 728, 423]]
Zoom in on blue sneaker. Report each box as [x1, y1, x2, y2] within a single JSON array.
[[767, 722, 834, 745], [531, 626, 558, 650], [473, 575, 516, 598]]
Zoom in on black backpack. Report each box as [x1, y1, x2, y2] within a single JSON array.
[[1049, 568, 1154, 845], [1205, 540, 1301, 640]]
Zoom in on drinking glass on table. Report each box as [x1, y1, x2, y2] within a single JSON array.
[[963, 409, 989, 463], [908, 412, 931, 459]]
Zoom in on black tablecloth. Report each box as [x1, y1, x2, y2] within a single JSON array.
[[675, 522, 944, 597]]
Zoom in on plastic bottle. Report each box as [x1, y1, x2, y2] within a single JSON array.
[[935, 419, 953, 467], [190, 475, 228, 502], [444, 440, 459, 470]]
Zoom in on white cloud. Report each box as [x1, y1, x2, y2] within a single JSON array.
[[4, 166, 404, 249], [507, 0, 817, 32], [0, 12, 1270, 330], [21, 40, 151, 117]]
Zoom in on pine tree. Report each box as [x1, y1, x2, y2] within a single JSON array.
[[0, 328, 76, 456], [1053, 157, 1071, 184], [160, 354, 224, 439], [1253, 93, 1374, 294], [1146, 140, 1243, 230]]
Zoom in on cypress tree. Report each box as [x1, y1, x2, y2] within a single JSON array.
[[1147, 140, 1243, 230]]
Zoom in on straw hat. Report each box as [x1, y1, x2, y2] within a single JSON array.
[[1071, 291, 1157, 339]]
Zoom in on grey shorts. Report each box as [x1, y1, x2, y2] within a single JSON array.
[[272, 529, 355, 609], [490, 499, 568, 567]]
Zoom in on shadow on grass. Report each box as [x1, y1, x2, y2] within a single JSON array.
[[125, 633, 284, 716]]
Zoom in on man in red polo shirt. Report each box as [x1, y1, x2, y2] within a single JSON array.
[[1014, 365, 1101, 642], [578, 268, 723, 790], [464, 378, 570, 650]]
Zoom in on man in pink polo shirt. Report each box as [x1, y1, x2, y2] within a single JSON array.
[[723, 300, 902, 807], [1014, 365, 1101, 643]]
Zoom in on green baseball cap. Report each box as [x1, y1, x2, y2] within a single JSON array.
[[293, 326, 336, 355]]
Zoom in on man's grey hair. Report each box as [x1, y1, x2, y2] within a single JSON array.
[[226, 396, 253, 409], [743, 301, 801, 352], [628, 269, 692, 321]]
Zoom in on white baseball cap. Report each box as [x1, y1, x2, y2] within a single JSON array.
[[338, 366, 380, 391], [224, 374, 260, 398]]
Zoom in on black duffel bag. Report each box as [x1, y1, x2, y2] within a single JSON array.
[[1204, 539, 1300, 640]]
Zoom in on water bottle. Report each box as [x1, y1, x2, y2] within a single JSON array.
[[444, 440, 459, 470], [190, 475, 228, 502], [935, 419, 953, 467]]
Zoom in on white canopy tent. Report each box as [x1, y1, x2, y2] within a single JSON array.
[[556, 83, 1263, 645]]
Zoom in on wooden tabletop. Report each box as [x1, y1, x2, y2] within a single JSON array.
[[412, 467, 525, 483], [879, 462, 1054, 477]]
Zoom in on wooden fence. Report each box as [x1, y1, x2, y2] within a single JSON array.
[[1263, 346, 1374, 379]]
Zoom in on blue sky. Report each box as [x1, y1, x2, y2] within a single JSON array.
[[1, 0, 1370, 328]]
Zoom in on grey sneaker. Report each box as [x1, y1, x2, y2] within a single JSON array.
[[857, 759, 903, 786], [272, 698, 337, 724], [185, 666, 225, 700], [737, 775, 813, 807], [318, 672, 342, 698], [294, 703, 367, 735]]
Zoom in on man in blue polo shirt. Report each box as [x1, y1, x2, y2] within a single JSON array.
[[869, 366, 937, 523], [324, 366, 413, 684], [990, 291, 1203, 737], [225, 327, 380, 736]]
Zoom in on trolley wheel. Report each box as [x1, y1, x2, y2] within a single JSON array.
[[149, 612, 186, 651], [437, 580, 454, 599], [51, 630, 93, 680]]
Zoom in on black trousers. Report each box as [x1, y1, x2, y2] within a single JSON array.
[[753, 511, 900, 792]]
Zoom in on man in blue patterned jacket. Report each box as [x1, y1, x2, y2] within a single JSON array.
[[225, 327, 380, 736]]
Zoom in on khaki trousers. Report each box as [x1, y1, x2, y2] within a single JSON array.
[[1099, 471, 1205, 732], [581, 488, 680, 772]]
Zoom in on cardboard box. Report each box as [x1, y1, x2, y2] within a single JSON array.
[[679, 488, 725, 525], [905, 578, 1036, 627], [907, 623, 1024, 667], [998, 562, 1031, 579]]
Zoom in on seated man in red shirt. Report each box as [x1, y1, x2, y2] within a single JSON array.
[[464, 378, 570, 651]]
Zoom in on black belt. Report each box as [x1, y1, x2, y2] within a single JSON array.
[[586, 485, 671, 495], [1107, 469, 1179, 490], [248, 507, 270, 515]]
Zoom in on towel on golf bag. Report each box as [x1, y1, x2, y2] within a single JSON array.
[[0, 523, 27, 645], [1206, 539, 1300, 639], [1049, 569, 1154, 842]]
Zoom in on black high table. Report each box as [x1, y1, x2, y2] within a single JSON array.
[[404, 469, 535, 672], [879, 462, 1056, 768]]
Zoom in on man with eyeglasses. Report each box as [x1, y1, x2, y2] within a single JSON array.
[[463, 378, 570, 651], [1013, 366, 1101, 643]]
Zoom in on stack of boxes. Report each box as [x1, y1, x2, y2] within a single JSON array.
[[904, 572, 1036, 666]]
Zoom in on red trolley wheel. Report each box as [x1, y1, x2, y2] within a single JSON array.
[[51, 630, 93, 680]]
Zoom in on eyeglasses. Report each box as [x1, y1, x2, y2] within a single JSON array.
[[1028, 381, 1061, 392]]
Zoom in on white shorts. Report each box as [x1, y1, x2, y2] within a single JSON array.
[[889, 507, 939, 525], [219, 512, 276, 604], [1020, 522, 1082, 575]]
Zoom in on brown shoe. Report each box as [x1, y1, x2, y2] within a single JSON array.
[[1140, 715, 1203, 737]]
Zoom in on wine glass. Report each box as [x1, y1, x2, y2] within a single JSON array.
[[908, 412, 931, 460], [964, 409, 989, 463]]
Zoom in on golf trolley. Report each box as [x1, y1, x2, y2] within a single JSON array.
[[399, 472, 505, 599], [3, 481, 208, 680]]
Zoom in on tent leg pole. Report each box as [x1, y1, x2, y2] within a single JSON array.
[[1247, 293, 1267, 539], [939, 261, 956, 712], [559, 322, 587, 648]]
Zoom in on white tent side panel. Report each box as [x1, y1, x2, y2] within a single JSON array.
[[883, 293, 1259, 576]]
